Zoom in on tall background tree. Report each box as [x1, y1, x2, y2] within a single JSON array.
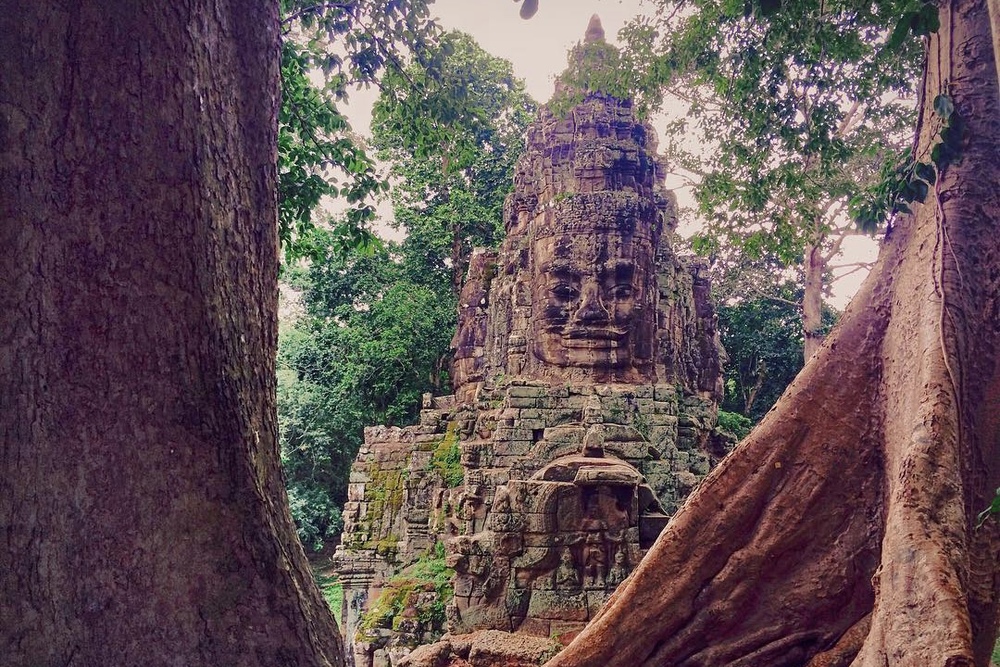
[[371, 30, 536, 293], [717, 284, 810, 420], [0, 2, 344, 665], [278, 245, 458, 549], [277, 0, 441, 258]]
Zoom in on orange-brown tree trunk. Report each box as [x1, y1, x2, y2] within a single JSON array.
[[0, 3, 344, 666], [546, 1, 1000, 665]]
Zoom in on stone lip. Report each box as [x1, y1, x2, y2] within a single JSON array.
[[531, 455, 642, 485]]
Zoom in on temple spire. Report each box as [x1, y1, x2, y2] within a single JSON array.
[[585, 14, 605, 42]]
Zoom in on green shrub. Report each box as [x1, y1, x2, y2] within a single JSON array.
[[313, 569, 343, 620], [717, 410, 754, 441], [287, 483, 343, 552]]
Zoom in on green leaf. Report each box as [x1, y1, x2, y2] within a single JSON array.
[[976, 488, 1000, 528], [757, 0, 782, 16], [933, 94, 954, 120], [910, 3, 941, 36], [888, 13, 914, 49], [913, 162, 936, 185]]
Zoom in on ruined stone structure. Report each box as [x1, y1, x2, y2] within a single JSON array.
[[334, 17, 725, 667]]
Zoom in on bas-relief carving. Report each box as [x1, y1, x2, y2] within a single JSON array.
[[444, 447, 669, 636]]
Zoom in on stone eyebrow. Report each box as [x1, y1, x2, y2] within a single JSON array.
[[600, 259, 636, 276], [541, 259, 578, 274]]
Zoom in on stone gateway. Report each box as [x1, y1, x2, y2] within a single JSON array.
[[334, 16, 726, 667]]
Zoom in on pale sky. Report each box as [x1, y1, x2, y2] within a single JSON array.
[[346, 0, 651, 132], [343, 0, 876, 308], [430, 0, 648, 102]]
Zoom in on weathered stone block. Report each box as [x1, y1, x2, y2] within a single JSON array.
[[508, 385, 549, 398], [604, 440, 655, 460], [495, 426, 535, 441], [516, 617, 551, 638], [508, 396, 539, 408], [653, 385, 677, 401], [542, 425, 585, 444], [586, 590, 611, 618], [652, 401, 677, 415], [528, 590, 589, 621], [500, 440, 537, 457]]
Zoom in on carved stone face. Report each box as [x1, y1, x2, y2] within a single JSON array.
[[530, 231, 654, 370]]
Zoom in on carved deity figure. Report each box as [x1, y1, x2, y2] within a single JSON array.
[[583, 532, 607, 588], [487, 486, 522, 533], [554, 547, 581, 590], [607, 544, 629, 588]]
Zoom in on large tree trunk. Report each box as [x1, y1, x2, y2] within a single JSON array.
[[546, 1, 1000, 665], [0, 3, 344, 666]]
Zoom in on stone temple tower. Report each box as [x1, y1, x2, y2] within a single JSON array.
[[334, 16, 725, 667]]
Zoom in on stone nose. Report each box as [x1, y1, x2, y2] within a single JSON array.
[[574, 279, 610, 323]]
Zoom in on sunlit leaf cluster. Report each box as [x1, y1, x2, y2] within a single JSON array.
[[277, 0, 442, 260]]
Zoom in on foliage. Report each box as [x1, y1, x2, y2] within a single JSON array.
[[371, 31, 535, 291], [313, 569, 344, 620], [357, 542, 454, 636], [277, 0, 442, 259], [849, 94, 963, 233], [977, 488, 1000, 529], [620, 0, 923, 352], [278, 243, 456, 549], [278, 336, 358, 550], [277, 34, 530, 550], [716, 410, 754, 441], [717, 282, 837, 421], [549, 35, 636, 115]]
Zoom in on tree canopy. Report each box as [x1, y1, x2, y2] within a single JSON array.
[[276, 32, 532, 548], [371, 30, 536, 292], [616, 0, 923, 358], [277, 0, 441, 259]]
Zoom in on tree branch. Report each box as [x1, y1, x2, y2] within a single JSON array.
[[281, 2, 354, 29]]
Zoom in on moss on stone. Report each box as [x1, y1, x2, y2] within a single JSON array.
[[366, 463, 407, 517], [429, 421, 464, 488], [356, 542, 455, 643]]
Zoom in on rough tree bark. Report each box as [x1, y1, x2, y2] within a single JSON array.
[[0, 3, 344, 666], [802, 242, 825, 361], [546, 1, 1000, 665]]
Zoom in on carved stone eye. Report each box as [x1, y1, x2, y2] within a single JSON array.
[[550, 283, 579, 299], [609, 284, 633, 299]]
